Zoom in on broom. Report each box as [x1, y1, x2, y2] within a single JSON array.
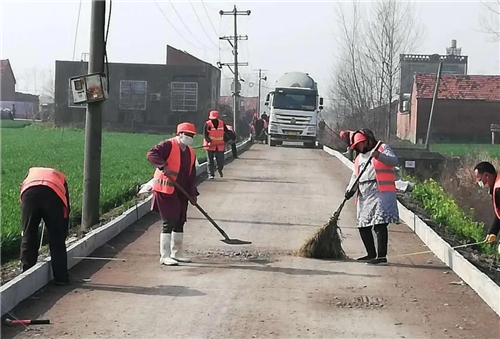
[[299, 141, 381, 259]]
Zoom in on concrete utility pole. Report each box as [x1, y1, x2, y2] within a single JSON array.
[[256, 69, 267, 116], [82, 0, 106, 230], [424, 62, 443, 151], [219, 5, 250, 139]]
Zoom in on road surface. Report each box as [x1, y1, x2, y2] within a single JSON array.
[[2, 144, 499, 339]]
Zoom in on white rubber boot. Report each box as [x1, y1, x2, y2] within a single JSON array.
[[160, 233, 178, 266], [171, 232, 191, 263]]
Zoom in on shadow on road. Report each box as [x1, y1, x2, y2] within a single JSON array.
[[189, 217, 320, 228], [77, 283, 205, 297]]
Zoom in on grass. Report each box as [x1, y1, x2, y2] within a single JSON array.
[[0, 124, 205, 260], [0, 120, 33, 129], [411, 178, 495, 255], [430, 143, 500, 159]]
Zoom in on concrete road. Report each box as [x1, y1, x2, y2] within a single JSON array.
[[2, 144, 498, 339]]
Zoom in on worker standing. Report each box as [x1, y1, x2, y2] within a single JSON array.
[[20, 167, 70, 284], [226, 125, 238, 159], [339, 130, 355, 161], [203, 110, 229, 179], [344, 129, 399, 265], [147, 123, 198, 266], [474, 162, 500, 248]]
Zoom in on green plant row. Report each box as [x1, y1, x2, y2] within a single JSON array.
[[411, 178, 494, 255]]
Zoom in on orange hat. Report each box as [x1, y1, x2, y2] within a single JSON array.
[[209, 110, 219, 119], [350, 131, 367, 150], [176, 122, 196, 135], [339, 131, 346, 139]]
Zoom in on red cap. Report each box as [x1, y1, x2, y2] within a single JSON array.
[[176, 122, 196, 135], [209, 110, 219, 119], [350, 132, 367, 150]]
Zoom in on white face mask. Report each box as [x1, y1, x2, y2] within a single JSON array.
[[477, 180, 487, 189], [179, 134, 194, 146]]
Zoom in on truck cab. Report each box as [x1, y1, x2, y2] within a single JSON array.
[[265, 72, 323, 148]]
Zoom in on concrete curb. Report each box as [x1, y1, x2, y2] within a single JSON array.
[[323, 145, 500, 317], [1, 139, 252, 317]]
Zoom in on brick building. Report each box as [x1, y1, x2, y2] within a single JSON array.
[[54, 45, 220, 133], [397, 74, 500, 143]]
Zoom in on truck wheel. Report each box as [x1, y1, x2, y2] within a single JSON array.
[[270, 139, 277, 147], [276, 141, 283, 146], [304, 142, 315, 148]]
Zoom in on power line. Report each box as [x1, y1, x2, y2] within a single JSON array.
[[189, 1, 218, 49], [168, 0, 216, 50], [72, 0, 83, 61], [201, 0, 220, 39], [153, 0, 204, 50]]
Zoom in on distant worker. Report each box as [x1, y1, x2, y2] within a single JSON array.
[[20, 167, 70, 284], [204, 110, 230, 179], [253, 116, 267, 143], [225, 125, 238, 159], [339, 130, 355, 161], [344, 129, 399, 265], [261, 111, 269, 124], [474, 162, 500, 247], [147, 122, 198, 266], [11, 104, 16, 118]]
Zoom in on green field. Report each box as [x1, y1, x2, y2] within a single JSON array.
[[431, 144, 500, 159], [1, 124, 204, 260]]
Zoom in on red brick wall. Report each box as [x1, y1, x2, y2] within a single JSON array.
[[397, 83, 419, 143], [416, 99, 500, 142], [167, 45, 203, 67]]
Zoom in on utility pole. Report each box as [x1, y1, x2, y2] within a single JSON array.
[[424, 62, 443, 151], [256, 69, 267, 116], [82, 0, 106, 230], [219, 6, 250, 139]]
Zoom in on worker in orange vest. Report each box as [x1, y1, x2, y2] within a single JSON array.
[[225, 124, 238, 159], [474, 162, 500, 248], [20, 167, 71, 284], [344, 129, 399, 265], [339, 130, 355, 160], [203, 110, 230, 179], [147, 122, 198, 266]]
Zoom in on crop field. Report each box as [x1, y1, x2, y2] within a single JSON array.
[[1, 123, 204, 260], [431, 143, 500, 159]]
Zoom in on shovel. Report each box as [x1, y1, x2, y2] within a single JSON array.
[[165, 173, 252, 245]]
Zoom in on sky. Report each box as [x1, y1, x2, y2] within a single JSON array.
[[1, 0, 499, 104]]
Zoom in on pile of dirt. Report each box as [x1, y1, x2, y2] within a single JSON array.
[[397, 193, 500, 286]]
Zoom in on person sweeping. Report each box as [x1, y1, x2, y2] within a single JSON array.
[[203, 110, 230, 179], [473, 162, 500, 247], [344, 129, 399, 265], [147, 122, 198, 266]]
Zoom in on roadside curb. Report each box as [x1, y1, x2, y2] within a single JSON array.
[[0, 139, 252, 317], [323, 145, 500, 317]]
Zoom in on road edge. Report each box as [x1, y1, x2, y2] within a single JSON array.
[[0, 139, 252, 317], [323, 145, 500, 317]]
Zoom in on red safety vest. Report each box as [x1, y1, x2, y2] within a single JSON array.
[[354, 144, 396, 193], [203, 119, 225, 151], [493, 176, 500, 220], [20, 167, 69, 218], [152, 138, 195, 195]]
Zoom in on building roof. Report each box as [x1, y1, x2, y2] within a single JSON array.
[[1, 59, 16, 84], [414, 73, 500, 101]]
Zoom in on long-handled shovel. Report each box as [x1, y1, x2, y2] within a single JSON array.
[[166, 174, 252, 245]]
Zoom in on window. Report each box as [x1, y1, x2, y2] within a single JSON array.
[[119, 80, 147, 110], [68, 80, 86, 108], [171, 82, 198, 112], [273, 90, 317, 111]]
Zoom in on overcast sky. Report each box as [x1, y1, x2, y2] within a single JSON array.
[[1, 0, 499, 101]]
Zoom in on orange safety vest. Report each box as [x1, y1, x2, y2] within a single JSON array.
[[354, 144, 396, 193], [203, 119, 225, 151], [493, 176, 500, 220], [152, 138, 195, 195], [20, 167, 69, 218]]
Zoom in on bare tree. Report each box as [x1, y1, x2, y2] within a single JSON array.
[[329, 1, 423, 138], [480, 0, 500, 40]]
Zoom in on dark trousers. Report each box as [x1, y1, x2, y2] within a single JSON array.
[[207, 150, 224, 175], [21, 186, 69, 282], [161, 219, 185, 234], [231, 142, 237, 158], [358, 223, 388, 258]]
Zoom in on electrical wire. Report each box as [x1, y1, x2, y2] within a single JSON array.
[[189, 1, 218, 49], [167, 0, 216, 50], [72, 0, 83, 61], [153, 0, 204, 50], [201, 0, 220, 38]]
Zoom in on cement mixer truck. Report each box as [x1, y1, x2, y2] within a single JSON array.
[[265, 72, 323, 148]]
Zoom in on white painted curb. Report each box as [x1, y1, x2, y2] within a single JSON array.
[[323, 145, 500, 317], [0, 139, 252, 317]]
